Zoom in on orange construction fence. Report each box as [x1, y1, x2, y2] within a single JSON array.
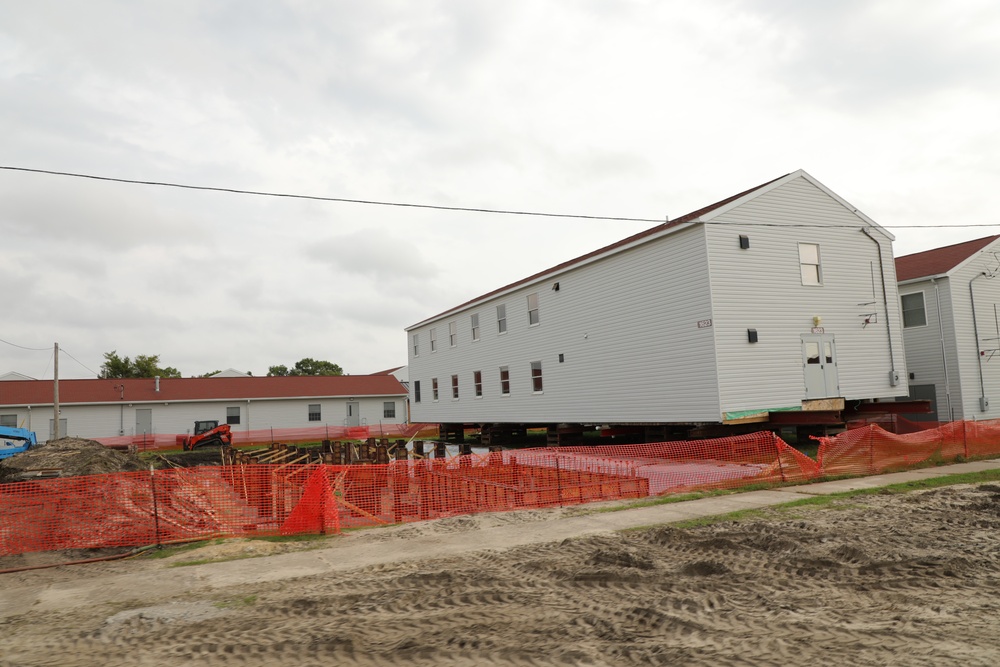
[[5, 422, 1000, 556], [93, 423, 438, 451]]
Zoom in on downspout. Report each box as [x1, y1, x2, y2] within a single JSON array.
[[970, 271, 988, 410], [861, 228, 897, 380], [932, 279, 953, 421]]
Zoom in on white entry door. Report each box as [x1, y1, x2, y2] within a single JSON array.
[[802, 333, 840, 399], [345, 402, 360, 427]]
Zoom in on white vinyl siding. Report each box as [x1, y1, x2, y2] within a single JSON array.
[[407, 224, 719, 423], [899, 279, 958, 421], [707, 175, 906, 415]]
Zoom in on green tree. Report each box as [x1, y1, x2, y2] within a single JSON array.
[[99, 351, 182, 379], [267, 358, 343, 376]]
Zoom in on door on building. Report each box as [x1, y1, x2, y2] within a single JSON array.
[[345, 402, 360, 427], [801, 333, 840, 399], [136, 408, 153, 436], [48, 418, 67, 441]]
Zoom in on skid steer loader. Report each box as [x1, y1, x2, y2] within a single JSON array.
[[182, 420, 233, 451]]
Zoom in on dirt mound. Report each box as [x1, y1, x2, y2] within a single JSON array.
[[0, 436, 146, 482]]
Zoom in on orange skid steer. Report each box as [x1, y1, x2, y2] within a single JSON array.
[[182, 420, 233, 451]]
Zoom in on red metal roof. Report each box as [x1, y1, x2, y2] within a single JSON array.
[[407, 173, 790, 329], [0, 375, 407, 407], [895, 235, 1000, 282]]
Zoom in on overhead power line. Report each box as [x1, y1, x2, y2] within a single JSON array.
[[3, 164, 1000, 229], [0, 336, 50, 351]]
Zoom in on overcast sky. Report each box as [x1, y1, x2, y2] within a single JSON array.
[[2, 1, 999, 379]]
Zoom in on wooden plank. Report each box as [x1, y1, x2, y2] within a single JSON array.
[[802, 398, 845, 411]]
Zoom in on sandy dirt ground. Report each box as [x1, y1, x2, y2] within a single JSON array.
[[3, 482, 1000, 666]]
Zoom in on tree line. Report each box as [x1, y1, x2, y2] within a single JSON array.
[[98, 351, 344, 379]]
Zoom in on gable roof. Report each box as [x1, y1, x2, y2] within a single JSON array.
[[895, 235, 1000, 282], [406, 169, 878, 330], [0, 375, 408, 407]]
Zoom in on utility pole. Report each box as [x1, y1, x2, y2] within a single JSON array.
[[53, 342, 60, 440]]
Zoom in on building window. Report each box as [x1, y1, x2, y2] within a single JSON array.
[[308, 404, 321, 422], [449, 321, 457, 347], [383, 402, 396, 419], [500, 366, 510, 395], [474, 370, 483, 397], [497, 304, 507, 334], [414, 380, 421, 403], [901, 292, 927, 328], [452, 374, 459, 399], [471, 313, 480, 341], [0, 414, 17, 427], [432, 378, 439, 401], [227, 406, 241, 425], [430, 328, 437, 352], [412, 333, 419, 356], [798, 243, 822, 285], [527, 293, 540, 325], [531, 361, 543, 392]]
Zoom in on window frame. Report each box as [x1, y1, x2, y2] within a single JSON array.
[[0, 414, 17, 428], [497, 304, 507, 334], [530, 361, 543, 393], [308, 403, 321, 422], [798, 243, 823, 286], [471, 313, 480, 342], [413, 380, 421, 403], [430, 328, 437, 352], [383, 401, 396, 419], [901, 291, 928, 328], [474, 370, 483, 397], [226, 406, 241, 425], [449, 321, 457, 347], [451, 374, 459, 399], [412, 333, 419, 357], [432, 378, 439, 401], [499, 366, 510, 395], [527, 293, 540, 326]]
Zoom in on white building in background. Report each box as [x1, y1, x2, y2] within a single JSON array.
[[896, 235, 1000, 423], [0, 374, 408, 441], [406, 170, 908, 442]]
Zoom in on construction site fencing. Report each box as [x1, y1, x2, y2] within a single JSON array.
[[7, 422, 1000, 556], [815, 419, 1000, 476], [93, 423, 437, 451]]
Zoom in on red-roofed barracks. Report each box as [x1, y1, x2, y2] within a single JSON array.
[[406, 170, 909, 442], [896, 236, 1000, 421], [0, 374, 409, 441]]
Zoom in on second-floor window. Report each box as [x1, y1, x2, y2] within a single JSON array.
[[430, 328, 437, 352], [449, 321, 457, 347], [901, 292, 927, 328], [412, 333, 419, 356], [497, 304, 507, 334], [471, 313, 480, 341], [798, 243, 822, 286], [527, 293, 540, 325]]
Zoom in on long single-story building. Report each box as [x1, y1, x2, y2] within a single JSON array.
[[0, 374, 409, 442]]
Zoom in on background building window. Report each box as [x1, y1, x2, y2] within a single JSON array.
[[430, 328, 437, 352], [414, 380, 421, 403], [0, 414, 17, 427], [432, 378, 439, 401], [531, 361, 543, 392], [474, 370, 483, 397], [901, 292, 927, 328], [500, 366, 510, 395], [471, 313, 480, 341], [527, 293, 540, 325], [227, 406, 241, 425], [449, 321, 457, 347], [497, 304, 507, 334], [798, 243, 822, 285], [383, 402, 396, 419], [412, 333, 419, 356], [308, 404, 321, 421], [452, 374, 459, 399]]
